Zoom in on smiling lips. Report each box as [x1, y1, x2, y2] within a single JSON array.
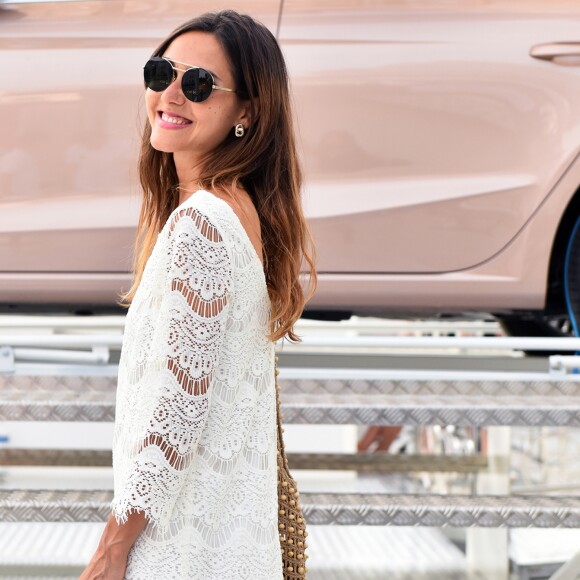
[[157, 110, 192, 129]]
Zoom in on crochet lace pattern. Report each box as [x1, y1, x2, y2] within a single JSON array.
[[111, 190, 283, 579]]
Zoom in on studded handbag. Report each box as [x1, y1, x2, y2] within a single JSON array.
[[274, 353, 309, 578]]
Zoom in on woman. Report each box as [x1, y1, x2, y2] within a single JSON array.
[[79, 9, 317, 579]]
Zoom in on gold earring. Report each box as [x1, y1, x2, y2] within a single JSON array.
[[235, 123, 245, 138]]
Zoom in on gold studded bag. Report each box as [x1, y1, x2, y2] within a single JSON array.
[[274, 354, 309, 579]]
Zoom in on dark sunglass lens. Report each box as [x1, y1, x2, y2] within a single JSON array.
[[197, 69, 214, 100], [182, 68, 213, 102], [144, 58, 173, 91]]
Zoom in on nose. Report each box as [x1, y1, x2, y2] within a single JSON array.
[[161, 72, 186, 105]]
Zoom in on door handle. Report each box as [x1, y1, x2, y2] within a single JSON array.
[[530, 42, 580, 66]]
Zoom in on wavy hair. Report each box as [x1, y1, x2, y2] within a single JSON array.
[[116, 9, 317, 343]]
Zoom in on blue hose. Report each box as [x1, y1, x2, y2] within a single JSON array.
[[564, 215, 580, 337], [563, 214, 580, 363]]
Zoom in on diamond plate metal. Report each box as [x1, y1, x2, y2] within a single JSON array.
[[0, 392, 115, 422], [4, 372, 580, 397], [300, 492, 580, 528], [281, 394, 580, 427], [1, 489, 579, 528], [0, 375, 116, 393], [0, 490, 112, 523], [278, 375, 580, 397], [1, 391, 580, 426]]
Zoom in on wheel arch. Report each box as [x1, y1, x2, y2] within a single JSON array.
[[546, 183, 580, 315]]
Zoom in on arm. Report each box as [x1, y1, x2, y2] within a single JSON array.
[[79, 511, 148, 580], [110, 206, 234, 537]]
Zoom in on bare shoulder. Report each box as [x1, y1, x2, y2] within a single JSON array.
[[211, 186, 263, 265]]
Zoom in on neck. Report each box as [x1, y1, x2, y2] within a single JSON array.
[[174, 151, 203, 205]]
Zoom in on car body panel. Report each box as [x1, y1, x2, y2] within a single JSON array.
[[306, 144, 580, 315], [2, 0, 580, 316], [280, 1, 580, 272]]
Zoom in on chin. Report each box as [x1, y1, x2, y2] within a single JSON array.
[[149, 135, 178, 154]]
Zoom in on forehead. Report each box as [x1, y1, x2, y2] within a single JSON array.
[[163, 31, 230, 81]]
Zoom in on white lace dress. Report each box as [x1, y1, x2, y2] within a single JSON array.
[[110, 189, 283, 579]]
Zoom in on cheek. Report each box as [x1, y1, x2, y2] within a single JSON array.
[[145, 90, 159, 125], [197, 106, 225, 133], [205, 104, 236, 131]]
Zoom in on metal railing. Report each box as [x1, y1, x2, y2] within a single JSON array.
[[2, 316, 580, 578]]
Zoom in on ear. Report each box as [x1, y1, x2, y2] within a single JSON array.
[[237, 97, 259, 129]]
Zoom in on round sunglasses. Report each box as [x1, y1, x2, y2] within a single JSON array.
[[143, 56, 237, 103]]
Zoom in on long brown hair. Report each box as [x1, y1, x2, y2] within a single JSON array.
[[117, 10, 317, 343]]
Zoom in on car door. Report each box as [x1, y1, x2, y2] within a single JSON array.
[[279, 0, 580, 273]]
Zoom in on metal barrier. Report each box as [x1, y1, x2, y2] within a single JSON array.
[[2, 320, 580, 578], [1, 489, 579, 528], [2, 369, 580, 427]]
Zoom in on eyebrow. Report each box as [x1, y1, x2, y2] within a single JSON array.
[[164, 57, 223, 82]]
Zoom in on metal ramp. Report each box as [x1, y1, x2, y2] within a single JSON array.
[[2, 316, 580, 578], [1, 488, 580, 528], [2, 369, 580, 427]]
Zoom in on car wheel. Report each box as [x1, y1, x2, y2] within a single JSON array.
[[497, 215, 580, 356], [563, 215, 580, 339]]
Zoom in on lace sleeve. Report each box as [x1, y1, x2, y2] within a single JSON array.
[[111, 206, 234, 532]]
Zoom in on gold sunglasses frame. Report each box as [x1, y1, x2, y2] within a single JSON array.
[[160, 56, 236, 97]]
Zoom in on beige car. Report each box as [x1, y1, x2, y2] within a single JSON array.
[[3, 0, 580, 336]]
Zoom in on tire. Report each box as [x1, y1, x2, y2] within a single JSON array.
[[496, 314, 567, 338], [563, 215, 580, 338], [496, 313, 568, 357]]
